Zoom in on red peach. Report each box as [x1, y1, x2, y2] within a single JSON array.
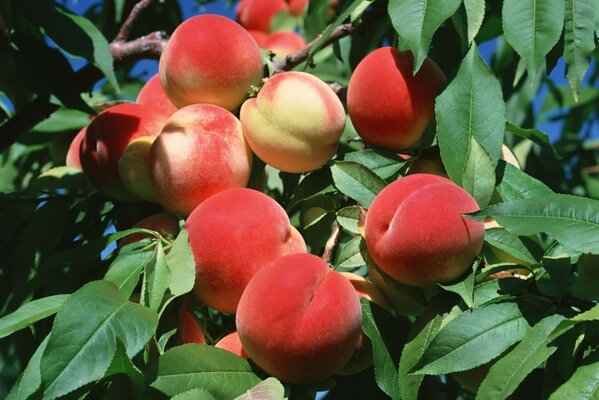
[[286, 0, 308, 16], [347, 47, 446, 151], [236, 253, 362, 383], [66, 127, 86, 170], [365, 174, 484, 287], [263, 30, 306, 58], [236, 0, 289, 33], [240, 71, 345, 173], [136, 74, 178, 118], [215, 332, 248, 359], [247, 29, 269, 47], [159, 15, 264, 111], [149, 104, 253, 216], [120, 212, 180, 247], [186, 188, 306, 314], [179, 296, 206, 344]]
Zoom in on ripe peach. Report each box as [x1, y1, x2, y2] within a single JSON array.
[[347, 47, 446, 151], [120, 212, 180, 247], [236, 0, 289, 33], [81, 103, 167, 202], [236, 253, 362, 383], [286, 0, 308, 16], [365, 174, 484, 287], [215, 332, 248, 359], [186, 188, 306, 314], [367, 263, 426, 315], [118, 136, 157, 202], [179, 296, 206, 344], [136, 74, 178, 118], [66, 127, 86, 170], [263, 30, 306, 58], [159, 15, 264, 111], [149, 104, 253, 216], [247, 30, 269, 47], [240, 71, 345, 173]]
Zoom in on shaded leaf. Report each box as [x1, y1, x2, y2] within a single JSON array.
[[506, 123, 561, 160], [336, 236, 366, 271], [330, 161, 386, 208], [6, 336, 49, 400], [336, 206, 362, 234], [495, 161, 553, 201], [548, 348, 599, 399]]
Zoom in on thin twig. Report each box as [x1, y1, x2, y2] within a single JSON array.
[[322, 221, 341, 266], [114, 0, 154, 42]]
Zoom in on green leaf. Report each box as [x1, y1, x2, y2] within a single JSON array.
[[40, 281, 158, 400], [495, 161, 554, 201], [471, 194, 599, 254], [484, 227, 541, 266], [464, 0, 485, 43], [388, 0, 462, 72], [336, 236, 366, 271], [436, 45, 505, 202], [411, 302, 537, 375], [19, 0, 118, 90], [104, 342, 145, 398], [336, 206, 362, 234], [462, 136, 496, 207], [144, 241, 171, 311], [548, 348, 599, 399], [536, 256, 572, 297], [361, 298, 404, 399], [104, 248, 157, 299], [234, 378, 285, 400], [506, 123, 561, 160], [0, 295, 69, 339], [563, 0, 596, 101], [398, 314, 444, 400], [330, 161, 386, 208], [502, 0, 565, 81], [344, 149, 406, 179], [573, 303, 599, 321], [477, 315, 565, 399], [438, 261, 478, 308], [7, 336, 49, 400], [150, 344, 262, 399], [165, 227, 195, 297], [172, 388, 217, 400]]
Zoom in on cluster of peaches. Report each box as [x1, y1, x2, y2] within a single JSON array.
[[63, 1, 488, 385]]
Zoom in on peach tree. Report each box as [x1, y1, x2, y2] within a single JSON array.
[[0, 0, 598, 398]]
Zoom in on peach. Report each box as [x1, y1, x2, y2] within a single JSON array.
[[179, 296, 206, 344], [286, 0, 308, 16], [367, 263, 426, 315], [159, 15, 264, 111], [365, 174, 484, 287], [408, 155, 448, 178], [247, 29, 269, 47], [240, 71, 345, 173], [186, 188, 306, 314], [120, 212, 180, 247], [66, 127, 86, 170], [263, 30, 306, 58], [118, 136, 157, 202], [136, 74, 178, 118], [236, 0, 289, 33], [215, 332, 248, 359], [80, 103, 167, 202], [236, 253, 362, 383], [347, 47, 446, 151], [149, 104, 253, 216]]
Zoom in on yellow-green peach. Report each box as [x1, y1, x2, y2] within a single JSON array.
[[240, 71, 345, 173], [118, 136, 157, 202]]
